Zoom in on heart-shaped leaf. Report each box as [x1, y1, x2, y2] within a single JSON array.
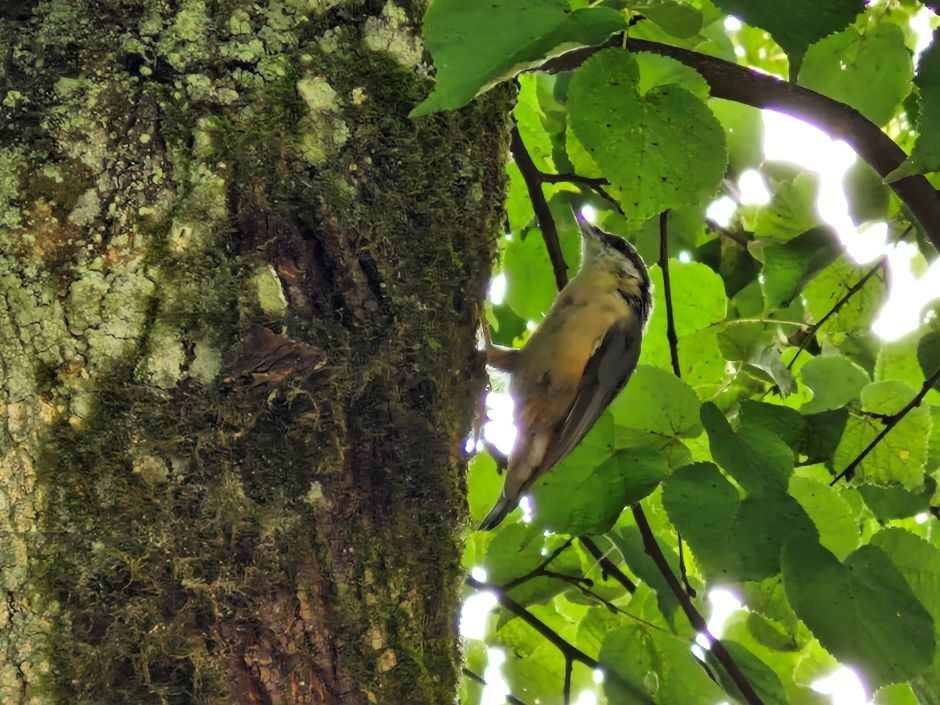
[[569, 49, 726, 223]]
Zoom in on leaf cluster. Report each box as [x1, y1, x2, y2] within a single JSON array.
[[416, 2, 940, 704]]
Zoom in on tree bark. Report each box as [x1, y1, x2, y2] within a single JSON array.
[[0, 2, 509, 703]]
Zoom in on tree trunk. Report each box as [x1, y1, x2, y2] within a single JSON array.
[[0, 2, 509, 703]]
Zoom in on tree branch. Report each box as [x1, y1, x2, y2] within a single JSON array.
[[579, 536, 637, 593], [705, 217, 749, 247], [787, 260, 883, 370], [657, 213, 696, 597], [466, 575, 597, 667], [659, 212, 681, 379], [501, 537, 577, 590], [541, 172, 609, 187], [510, 124, 569, 289], [563, 657, 573, 705], [631, 505, 766, 705], [830, 365, 940, 485], [466, 575, 659, 705], [541, 173, 625, 215], [541, 37, 940, 252]]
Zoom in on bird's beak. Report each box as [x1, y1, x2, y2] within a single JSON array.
[[571, 205, 597, 238]]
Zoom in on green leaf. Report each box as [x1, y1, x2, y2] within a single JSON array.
[[717, 322, 795, 395], [505, 163, 535, 233], [701, 402, 793, 492], [531, 414, 669, 534], [870, 528, 940, 630], [710, 98, 765, 173], [513, 74, 557, 172], [634, 52, 710, 100], [495, 605, 595, 702], [800, 408, 849, 462], [568, 49, 726, 222], [874, 684, 921, 705], [788, 476, 858, 560], [642, 262, 728, 380], [782, 539, 935, 688], [760, 226, 841, 311], [739, 400, 804, 446], [413, 0, 627, 116], [482, 523, 546, 583], [673, 327, 729, 393], [662, 462, 817, 582], [833, 381, 931, 488], [652, 261, 728, 336], [502, 228, 564, 321], [800, 354, 870, 413], [631, 1, 704, 39], [600, 624, 725, 705], [917, 330, 940, 387], [467, 452, 504, 524], [739, 575, 803, 641], [871, 528, 940, 698], [710, 0, 865, 73], [608, 525, 681, 624], [843, 161, 890, 224], [798, 23, 913, 127], [742, 611, 798, 652], [803, 259, 884, 346], [886, 30, 940, 180], [707, 641, 789, 705], [753, 172, 820, 241], [858, 476, 937, 521], [460, 641, 488, 705], [876, 335, 927, 390], [610, 365, 703, 438]]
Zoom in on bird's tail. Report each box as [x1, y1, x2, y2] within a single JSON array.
[[478, 492, 518, 531]]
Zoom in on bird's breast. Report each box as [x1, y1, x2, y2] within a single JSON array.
[[514, 289, 631, 417]]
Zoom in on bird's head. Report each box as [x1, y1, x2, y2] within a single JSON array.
[[573, 208, 650, 289]]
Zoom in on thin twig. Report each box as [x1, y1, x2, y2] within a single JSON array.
[[509, 124, 569, 289], [830, 365, 940, 486], [563, 658, 573, 705], [658, 213, 695, 597], [462, 668, 530, 705], [705, 217, 749, 246], [502, 537, 576, 590], [787, 260, 883, 370], [589, 183, 626, 215], [659, 211, 681, 379], [631, 505, 766, 705], [466, 575, 657, 705], [715, 318, 809, 328], [466, 575, 598, 667], [541, 173, 625, 215], [541, 172, 609, 187], [578, 536, 636, 593], [540, 37, 940, 251]]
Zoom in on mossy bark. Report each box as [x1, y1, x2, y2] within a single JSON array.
[[0, 2, 509, 703]]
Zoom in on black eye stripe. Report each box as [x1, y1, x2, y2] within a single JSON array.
[[594, 230, 651, 288], [603, 234, 632, 257]]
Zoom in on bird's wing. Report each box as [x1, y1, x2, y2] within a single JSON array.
[[539, 316, 642, 472]]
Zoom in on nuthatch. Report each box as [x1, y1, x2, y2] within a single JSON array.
[[480, 209, 652, 530]]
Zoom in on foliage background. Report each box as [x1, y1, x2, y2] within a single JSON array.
[[417, 1, 940, 704]]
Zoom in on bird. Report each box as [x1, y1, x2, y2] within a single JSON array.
[[479, 208, 652, 530]]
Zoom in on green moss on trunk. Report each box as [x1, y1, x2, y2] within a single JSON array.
[[0, 1, 510, 703]]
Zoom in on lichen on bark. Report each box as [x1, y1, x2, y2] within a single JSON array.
[[0, 1, 510, 703]]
